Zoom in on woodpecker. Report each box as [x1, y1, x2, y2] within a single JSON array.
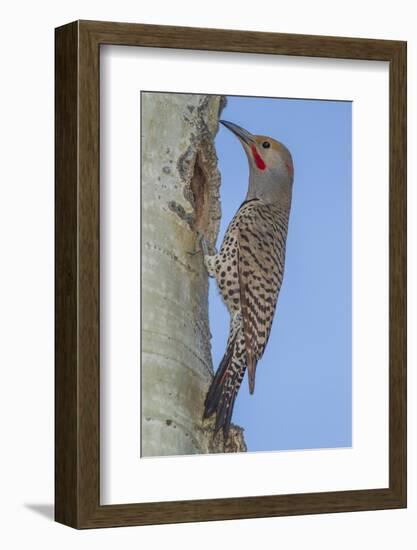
[[202, 119, 294, 440]]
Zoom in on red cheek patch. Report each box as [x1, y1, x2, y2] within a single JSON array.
[[251, 145, 266, 170]]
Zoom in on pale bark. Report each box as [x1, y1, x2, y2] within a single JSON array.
[[141, 92, 246, 456]]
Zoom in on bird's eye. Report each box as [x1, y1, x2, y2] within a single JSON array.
[[262, 141, 271, 149]]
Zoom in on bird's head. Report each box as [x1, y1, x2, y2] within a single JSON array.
[[220, 119, 294, 205]]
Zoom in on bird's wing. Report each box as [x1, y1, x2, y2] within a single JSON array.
[[237, 202, 287, 393]]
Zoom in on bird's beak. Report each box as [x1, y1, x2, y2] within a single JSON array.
[[220, 120, 256, 146]]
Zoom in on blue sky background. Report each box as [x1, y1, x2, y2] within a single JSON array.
[[210, 95, 352, 452]]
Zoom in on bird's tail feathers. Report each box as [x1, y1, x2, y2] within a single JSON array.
[[203, 332, 245, 440]]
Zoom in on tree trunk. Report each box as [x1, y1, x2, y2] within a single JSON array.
[[141, 92, 246, 457]]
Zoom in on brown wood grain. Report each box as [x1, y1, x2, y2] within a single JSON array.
[[55, 20, 407, 529], [55, 21, 79, 527]]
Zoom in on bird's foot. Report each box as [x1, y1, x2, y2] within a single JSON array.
[[187, 232, 205, 256], [186, 246, 201, 257], [199, 232, 210, 256], [190, 232, 217, 277], [187, 232, 216, 255]]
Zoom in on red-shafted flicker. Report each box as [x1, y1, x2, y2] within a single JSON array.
[[202, 119, 294, 439]]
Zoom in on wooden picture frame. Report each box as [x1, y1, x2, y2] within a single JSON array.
[[55, 20, 407, 529]]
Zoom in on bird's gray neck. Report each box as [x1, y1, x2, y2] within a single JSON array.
[[246, 170, 293, 213]]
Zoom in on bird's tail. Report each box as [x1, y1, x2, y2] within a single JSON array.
[[203, 332, 246, 440]]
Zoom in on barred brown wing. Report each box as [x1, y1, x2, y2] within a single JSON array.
[[237, 202, 288, 392]]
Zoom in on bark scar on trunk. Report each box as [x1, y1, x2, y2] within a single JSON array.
[[168, 102, 222, 250], [189, 152, 207, 233]]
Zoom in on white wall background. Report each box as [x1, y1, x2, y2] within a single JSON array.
[[0, 1, 414, 548]]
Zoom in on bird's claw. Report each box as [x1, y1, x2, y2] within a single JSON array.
[[186, 232, 207, 256], [198, 232, 210, 257], [187, 232, 217, 262], [186, 247, 201, 257]]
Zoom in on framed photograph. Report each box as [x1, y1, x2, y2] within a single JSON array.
[[55, 20, 406, 528]]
